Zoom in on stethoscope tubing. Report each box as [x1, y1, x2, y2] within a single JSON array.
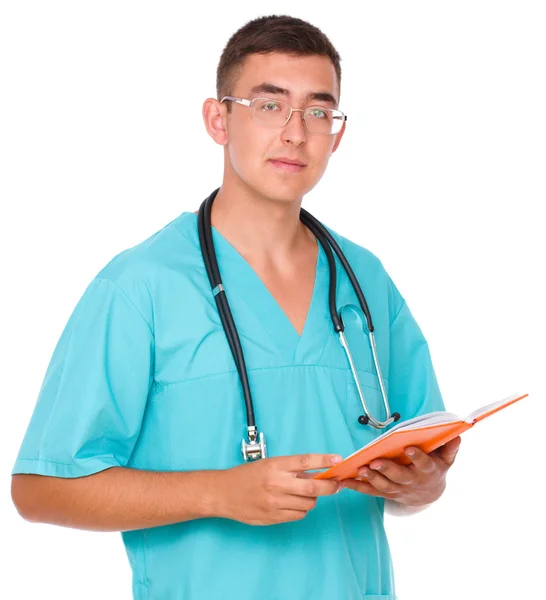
[[299, 207, 375, 335], [198, 192, 258, 429], [197, 187, 400, 459]]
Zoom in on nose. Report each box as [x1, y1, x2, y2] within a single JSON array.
[[280, 108, 307, 145]]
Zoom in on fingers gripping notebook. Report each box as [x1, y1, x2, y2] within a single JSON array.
[[313, 393, 529, 481]]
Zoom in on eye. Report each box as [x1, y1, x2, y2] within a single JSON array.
[[261, 101, 281, 111], [308, 108, 328, 119]]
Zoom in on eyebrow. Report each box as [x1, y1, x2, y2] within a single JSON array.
[[248, 83, 338, 108]]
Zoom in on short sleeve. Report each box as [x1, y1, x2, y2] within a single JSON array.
[[11, 277, 154, 478], [386, 276, 446, 421]]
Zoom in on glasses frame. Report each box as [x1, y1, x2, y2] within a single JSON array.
[[220, 95, 347, 135]]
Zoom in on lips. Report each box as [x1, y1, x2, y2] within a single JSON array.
[[268, 158, 307, 172], [270, 157, 306, 166]]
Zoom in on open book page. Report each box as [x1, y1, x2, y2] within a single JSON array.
[[343, 410, 461, 461], [342, 392, 528, 462], [464, 393, 523, 423], [385, 411, 459, 433]]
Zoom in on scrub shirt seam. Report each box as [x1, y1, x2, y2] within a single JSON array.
[[389, 299, 407, 328], [139, 530, 150, 597], [15, 457, 120, 467], [153, 363, 369, 388], [171, 214, 205, 255], [96, 277, 154, 336]]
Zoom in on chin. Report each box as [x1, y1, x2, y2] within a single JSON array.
[[236, 167, 314, 204], [266, 189, 305, 205], [257, 177, 311, 205]]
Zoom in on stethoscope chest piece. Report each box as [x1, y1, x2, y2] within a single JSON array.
[[241, 427, 267, 461]]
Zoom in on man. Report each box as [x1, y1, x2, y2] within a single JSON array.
[[11, 14, 460, 600]]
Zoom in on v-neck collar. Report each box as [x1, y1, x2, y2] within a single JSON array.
[[179, 211, 329, 364]]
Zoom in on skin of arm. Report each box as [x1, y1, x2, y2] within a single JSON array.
[[10, 453, 343, 531], [11, 467, 223, 532]]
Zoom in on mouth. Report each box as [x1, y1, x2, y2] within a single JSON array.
[[268, 159, 307, 173]]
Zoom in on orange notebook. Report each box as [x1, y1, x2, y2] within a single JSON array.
[[313, 392, 529, 481]]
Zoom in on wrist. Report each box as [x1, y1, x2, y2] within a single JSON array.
[[384, 498, 434, 516], [178, 469, 226, 520], [198, 469, 228, 519]]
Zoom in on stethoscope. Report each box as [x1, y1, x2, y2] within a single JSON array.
[[197, 187, 401, 461]]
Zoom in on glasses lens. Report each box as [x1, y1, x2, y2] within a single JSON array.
[[250, 98, 345, 134], [250, 98, 291, 127], [304, 107, 345, 135]]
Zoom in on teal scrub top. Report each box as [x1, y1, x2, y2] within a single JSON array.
[[12, 207, 445, 600]]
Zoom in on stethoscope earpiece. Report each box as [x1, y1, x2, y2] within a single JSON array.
[[358, 411, 400, 426]]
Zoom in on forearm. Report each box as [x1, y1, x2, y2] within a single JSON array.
[[12, 466, 223, 532], [384, 498, 433, 516]]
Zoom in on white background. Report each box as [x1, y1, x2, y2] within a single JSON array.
[[1, 2, 544, 599]]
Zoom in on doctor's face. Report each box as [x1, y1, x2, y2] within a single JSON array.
[[213, 52, 346, 204]]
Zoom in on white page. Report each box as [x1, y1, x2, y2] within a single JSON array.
[[386, 410, 459, 434], [344, 393, 524, 460], [343, 411, 460, 460], [464, 393, 521, 423]]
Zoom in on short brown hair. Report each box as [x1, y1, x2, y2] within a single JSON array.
[[216, 15, 342, 113]]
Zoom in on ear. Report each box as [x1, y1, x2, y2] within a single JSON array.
[[331, 119, 346, 154], [202, 98, 229, 146]]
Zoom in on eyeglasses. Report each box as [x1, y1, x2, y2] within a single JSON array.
[[220, 96, 347, 135]]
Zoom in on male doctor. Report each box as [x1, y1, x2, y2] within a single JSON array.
[[11, 14, 461, 600]]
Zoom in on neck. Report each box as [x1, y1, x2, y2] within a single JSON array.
[[201, 181, 315, 267]]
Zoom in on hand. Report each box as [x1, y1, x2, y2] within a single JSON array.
[[214, 454, 342, 525], [341, 436, 462, 507]]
